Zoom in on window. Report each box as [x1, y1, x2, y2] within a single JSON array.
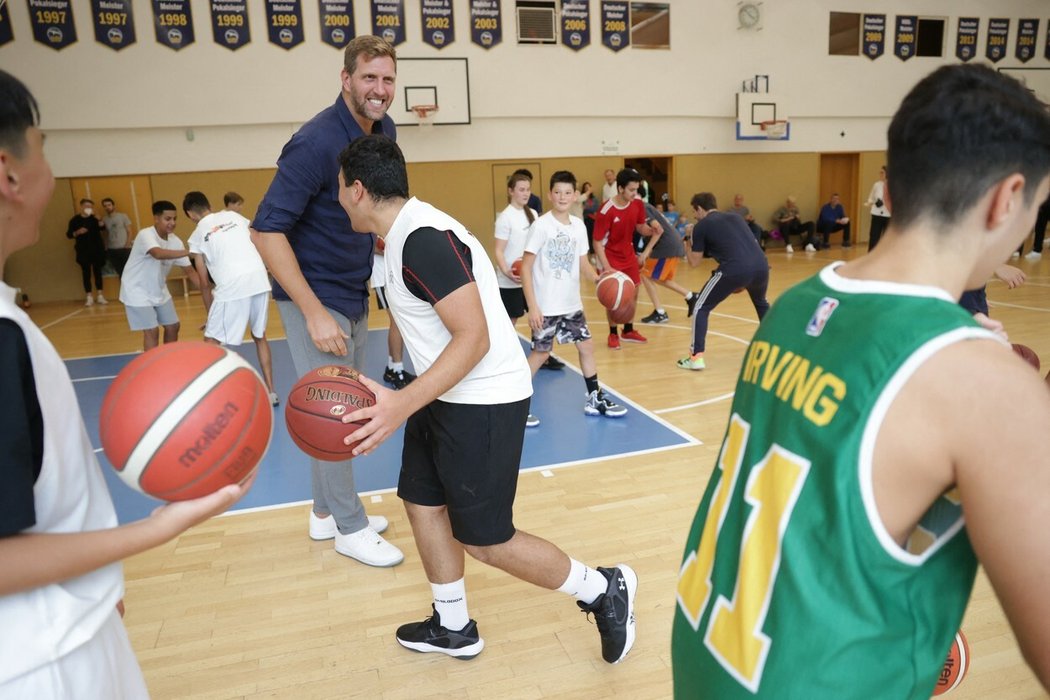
[[630, 2, 669, 49], [516, 0, 556, 44], [828, 12, 860, 55]]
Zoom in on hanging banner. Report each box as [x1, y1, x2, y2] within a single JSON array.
[[319, 1, 355, 48], [152, 0, 194, 50], [600, 1, 628, 52], [27, 0, 77, 50], [1016, 18, 1038, 63], [371, 0, 404, 46], [469, 0, 500, 49], [0, 2, 14, 48], [1046, 19, 1050, 61], [986, 18, 1009, 63], [955, 17, 978, 61], [421, 0, 453, 48], [561, 0, 589, 51], [893, 15, 916, 61], [91, 0, 135, 51], [266, 0, 303, 49], [210, 1, 250, 51], [861, 14, 884, 60]]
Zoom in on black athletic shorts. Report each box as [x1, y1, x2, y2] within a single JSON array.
[[398, 397, 530, 546], [499, 287, 527, 320]]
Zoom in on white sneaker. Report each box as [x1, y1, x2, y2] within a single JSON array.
[[269, 391, 280, 406], [804, 243, 817, 253], [309, 511, 388, 540], [85, 294, 94, 306], [95, 293, 108, 305], [785, 244, 794, 254], [1011, 251, 1021, 258], [335, 526, 404, 567], [1025, 251, 1042, 261]]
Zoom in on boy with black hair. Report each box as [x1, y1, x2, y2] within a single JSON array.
[[673, 63, 1050, 698], [0, 69, 251, 699]]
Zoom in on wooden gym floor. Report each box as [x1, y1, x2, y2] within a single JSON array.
[[32, 243, 1050, 699]]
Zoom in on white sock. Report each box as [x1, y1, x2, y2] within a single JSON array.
[[557, 559, 608, 605], [388, 359, 404, 372], [656, 308, 665, 314], [432, 579, 469, 631]]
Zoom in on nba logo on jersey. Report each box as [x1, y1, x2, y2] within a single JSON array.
[[805, 297, 840, 337]]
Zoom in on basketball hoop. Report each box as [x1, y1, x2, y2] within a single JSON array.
[[410, 104, 439, 131], [760, 120, 788, 140]]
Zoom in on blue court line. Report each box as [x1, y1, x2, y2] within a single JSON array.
[[68, 332, 695, 524]]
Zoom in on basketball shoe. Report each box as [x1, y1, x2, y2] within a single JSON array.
[[95, 292, 108, 305], [640, 310, 669, 324], [621, 329, 647, 343], [585, 390, 627, 418], [541, 355, 565, 370], [685, 292, 700, 318], [526, 413, 540, 428], [577, 565, 638, 664], [607, 333, 621, 350], [84, 293, 93, 307], [396, 605, 485, 660], [383, 367, 417, 390], [309, 511, 389, 539], [335, 525, 403, 567], [677, 353, 706, 371]]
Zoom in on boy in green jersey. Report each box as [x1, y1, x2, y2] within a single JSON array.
[[673, 64, 1050, 698]]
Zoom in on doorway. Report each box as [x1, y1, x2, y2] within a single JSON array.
[[624, 156, 673, 207], [818, 153, 859, 235]]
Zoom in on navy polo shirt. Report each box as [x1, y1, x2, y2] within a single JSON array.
[[691, 211, 767, 272], [253, 95, 397, 321]]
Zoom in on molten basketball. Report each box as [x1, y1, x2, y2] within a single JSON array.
[[597, 270, 635, 311], [100, 342, 272, 501], [1011, 343, 1041, 371], [285, 366, 376, 461], [511, 257, 523, 278], [932, 630, 970, 696]]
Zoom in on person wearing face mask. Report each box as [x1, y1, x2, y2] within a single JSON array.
[[66, 198, 108, 306]]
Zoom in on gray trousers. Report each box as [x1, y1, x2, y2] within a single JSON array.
[[277, 300, 369, 534]]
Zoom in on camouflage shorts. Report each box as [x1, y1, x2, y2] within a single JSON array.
[[531, 310, 591, 352]]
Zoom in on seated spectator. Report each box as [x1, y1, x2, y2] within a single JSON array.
[[816, 193, 852, 248], [727, 193, 766, 249], [772, 195, 817, 253]]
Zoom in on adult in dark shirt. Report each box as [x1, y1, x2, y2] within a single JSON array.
[[773, 195, 817, 253], [679, 192, 770, 371], [66, 198, 108, 306], [816, 193, 852, 249], [250, 35, 402, 568]]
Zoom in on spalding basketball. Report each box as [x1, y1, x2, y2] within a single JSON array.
[[1011, 343, 1041, 371], [100, 342, 272, 501], [511, 258, 523, 278], [285, 366, 376, 461], [932, 630, 970, 696]]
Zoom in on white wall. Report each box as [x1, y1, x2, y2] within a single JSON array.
[[2, 0, 1046, 175]]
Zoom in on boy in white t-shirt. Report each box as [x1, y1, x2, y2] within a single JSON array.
[[520, 171, 627, 422], [182, 191, 279, 405], [119, 200, 200, 352]]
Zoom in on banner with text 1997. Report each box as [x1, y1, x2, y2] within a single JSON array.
[[28, 0, 78, 50]]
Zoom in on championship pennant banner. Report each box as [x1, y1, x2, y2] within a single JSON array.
[[152, 0, 194, 50], [986, 18, 1009, 63], [91, 0, 135, 51], [210, 1, 249, 50], [421, 0, 453, 48], [320, 1, 355, 48], [601, 1, 628, 52], [1046, 20, 1050, 61], [561, 0, 589, 51], [956, 17, 978, 61], [469, 0, 499, 49], [861, 14, 884, 60], [371, 0, 404, 46], [0, 2, 14, 47], [1016, 18, 1038, 63], [27, 0, 77, 50], [266, 0, 303, 49], [893, 15, 916, 61]]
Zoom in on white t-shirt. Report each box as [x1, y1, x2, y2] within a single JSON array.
[[187, 211, 271, 303], [523, 212, 588, 317], [102, 212, 132, 249], [602, 181, 618, 202], [867, 181, 891, 218], [493, 204, 537, 289], [119, 227, 190, 307], [383, 198, 533, 405]]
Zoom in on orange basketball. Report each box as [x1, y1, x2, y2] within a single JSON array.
[[100, 342, 272, 501], [375, 235, 386, 254], [1011, 343, 1041, 371], [285, 366, 375, 460], [932, 630, 970, 696], [511, 257, 523, 278]]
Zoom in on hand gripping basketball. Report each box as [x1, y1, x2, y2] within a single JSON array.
[[341, 373, 411, 457]]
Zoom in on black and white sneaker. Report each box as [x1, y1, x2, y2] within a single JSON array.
[[640, 310, 669, 324], [577, 564, 638, 664], [395, 605, 485, 660], [383, 367, 417, 390], [685, 292, 700, 318], [541, 355, 565, 370], [584, 390, 627, 418]]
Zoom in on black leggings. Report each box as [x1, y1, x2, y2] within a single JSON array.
[[79, 260, 104, 293], [868, 215, 890, 252]]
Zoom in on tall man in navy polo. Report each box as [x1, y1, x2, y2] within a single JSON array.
[[251, 35, 403, 568]]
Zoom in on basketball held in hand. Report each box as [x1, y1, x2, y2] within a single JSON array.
[[100, 342, 272, 501], [510, 258, 523, 278], [285, 365, 376, 460]]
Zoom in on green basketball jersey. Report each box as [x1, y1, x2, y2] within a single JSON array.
[[672, 264, 991, 699]]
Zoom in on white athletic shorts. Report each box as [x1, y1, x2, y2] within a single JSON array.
[[204, 291, 269, 346], [0, 609, 149, 699], [125, 299, 178, 331]]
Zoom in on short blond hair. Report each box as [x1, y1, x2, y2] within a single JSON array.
[[344, 35, 397, 76]]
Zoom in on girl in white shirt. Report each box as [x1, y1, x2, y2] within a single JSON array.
[[493, 172, 538, 322]]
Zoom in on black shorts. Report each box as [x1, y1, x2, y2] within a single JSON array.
[[397, 398, 530, 546], [499, 287, 526, 319]]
